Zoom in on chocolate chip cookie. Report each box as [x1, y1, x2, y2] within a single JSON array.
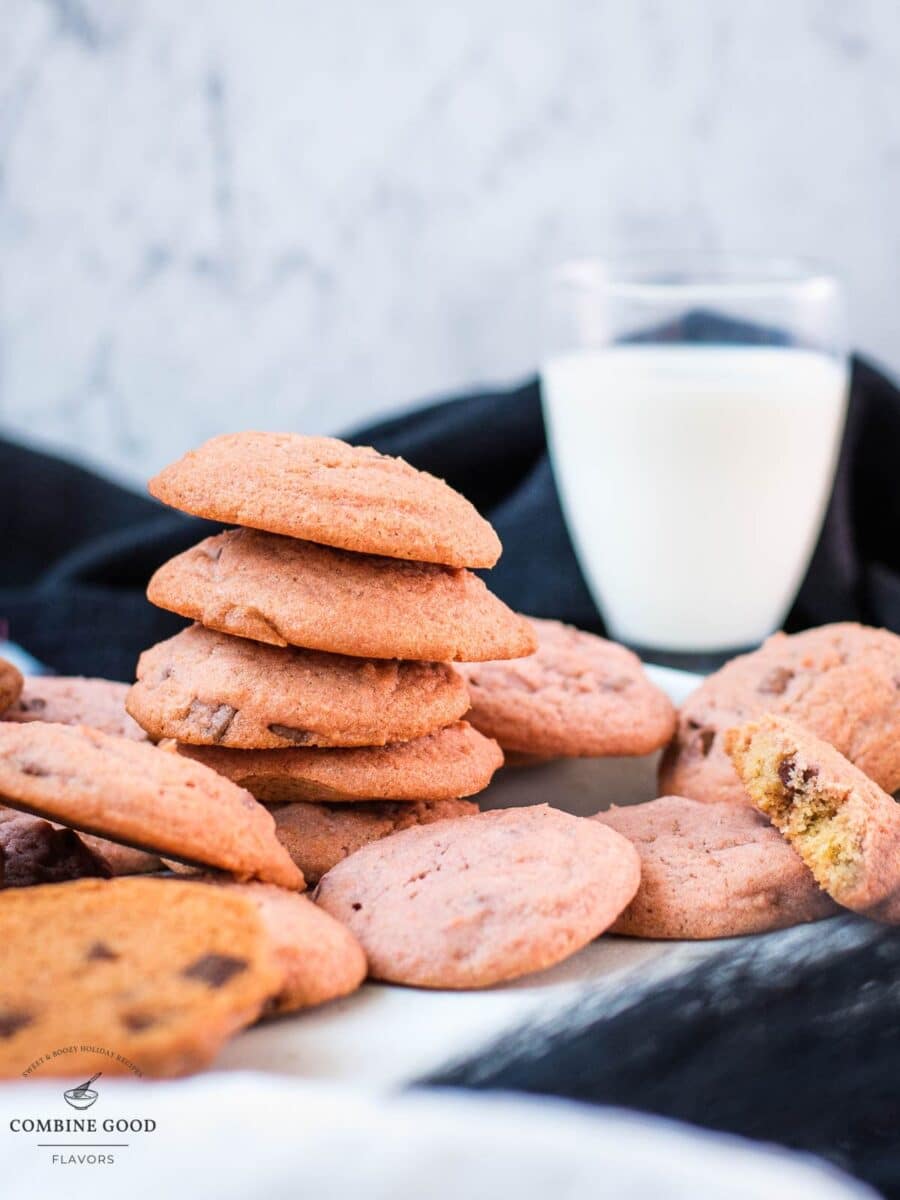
[[201, 880, 367, 1012], [173, 721, 502, 803], [0, 877, 282, 1077], [0, 722, 303, 889], [314, 805, 640, 988], [0, 657, 23, 714], [727, 714, 900, 921], [147, 529, 534, 662], [595, 795, 836, 939], [661, 623, 900, 804], [271, 798, 478, 884], [149, 432, 501, 568], [458, 617, 676, 758], [4, 676, 149, 740], [0, 813, 110, 888], [127, 624, 469, 749]]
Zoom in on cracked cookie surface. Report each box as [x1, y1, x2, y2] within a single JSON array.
[[457, 617, 676, 758], [313, 804, 640, 988], [148, 528, 533, 662], [173, 721, 502, 803], [0, 877, 283, 1077], [0, 722, 302, 889], [660, 623, 900, 804], [595, 794, 836, 938], [148, 432, 501, 568], [127, 624, 469, 749]]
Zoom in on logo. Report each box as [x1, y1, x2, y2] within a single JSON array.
[[10, 1048, 158, 1167], [63, 1072, 101, 1110]]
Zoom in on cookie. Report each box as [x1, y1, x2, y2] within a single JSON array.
[[173, 722, 502, 804], [271, 798, 479, 884], [199, 880, 367, 1012], [0, 806, 161, 877], [595, 795, 837, 939], [727, 714, 900, 921], [0, 877, 282, 1077], [313, 805, 640, 988], [78, 836, 164, 876], [127, 624, 469, 749], [148, 432, 501, 569], [660, 623, 900, 804], [3, 676, 149, 740], [0, 813, 110, 888], [0, 657, 23, 714], [0, 722, 303, 889], [458, 618, 676, 758], [148, 528, 534, 662]]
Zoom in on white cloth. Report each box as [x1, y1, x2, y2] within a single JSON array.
[[0, 1075, 873, 1200]]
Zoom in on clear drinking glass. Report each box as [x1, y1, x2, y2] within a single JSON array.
[[541, 254, 848, 670]]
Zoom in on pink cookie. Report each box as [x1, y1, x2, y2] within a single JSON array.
[[595, 795, 837, 939], [458, 618, 676, 758], [314, 804, 640, 988]]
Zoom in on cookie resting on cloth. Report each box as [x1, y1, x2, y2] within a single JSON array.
[[457, 617, 676, 758], [313, 804, 640, 988], [727, 713, 900, 922], [660, 623, 900, 804], [271, 798, 478, 884], [3, 675, 149, 740], [595, 795, 837, 938], [191, 878, 367, 1013], [0, 722, 302, 889], [0, 877, 283, 1077]]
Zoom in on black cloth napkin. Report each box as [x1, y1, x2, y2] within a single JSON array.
[[1, 355, 899, 679]]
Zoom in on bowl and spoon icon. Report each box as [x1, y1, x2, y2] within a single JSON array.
[[63, 1072, 102, 1109]]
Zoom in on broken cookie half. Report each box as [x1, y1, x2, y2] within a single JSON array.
[[726, 713, 900, 922]]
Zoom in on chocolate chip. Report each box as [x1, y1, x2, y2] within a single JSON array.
[[698, 728, 715, 756], [188, 700, 237, 742], [17, 759, 50, 778], [758, 667, 794, 695], [122, 1012, 157, 1032], [801, 765, 819, 784], [268, 725, 316, 745], [778, 757, 796, 790], [87, 941, 119, 962], [182, 954, 249, 988], [0, 1011, 33, 1038], [351, 902, 362, 912]]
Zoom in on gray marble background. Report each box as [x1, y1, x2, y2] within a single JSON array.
[[2, 0, 899, 485]]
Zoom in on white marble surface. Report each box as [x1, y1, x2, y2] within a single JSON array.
[[3, 0, 900, 485]]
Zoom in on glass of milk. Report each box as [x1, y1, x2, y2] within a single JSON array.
[[541, 255, 848, 669]]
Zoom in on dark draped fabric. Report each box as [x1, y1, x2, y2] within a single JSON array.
[[1, 355, 898, 679]]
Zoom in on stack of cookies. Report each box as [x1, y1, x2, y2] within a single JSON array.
[[125, 432, 537, 883]]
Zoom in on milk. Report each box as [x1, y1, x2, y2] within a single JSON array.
[[541, 345, 848, 653]]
